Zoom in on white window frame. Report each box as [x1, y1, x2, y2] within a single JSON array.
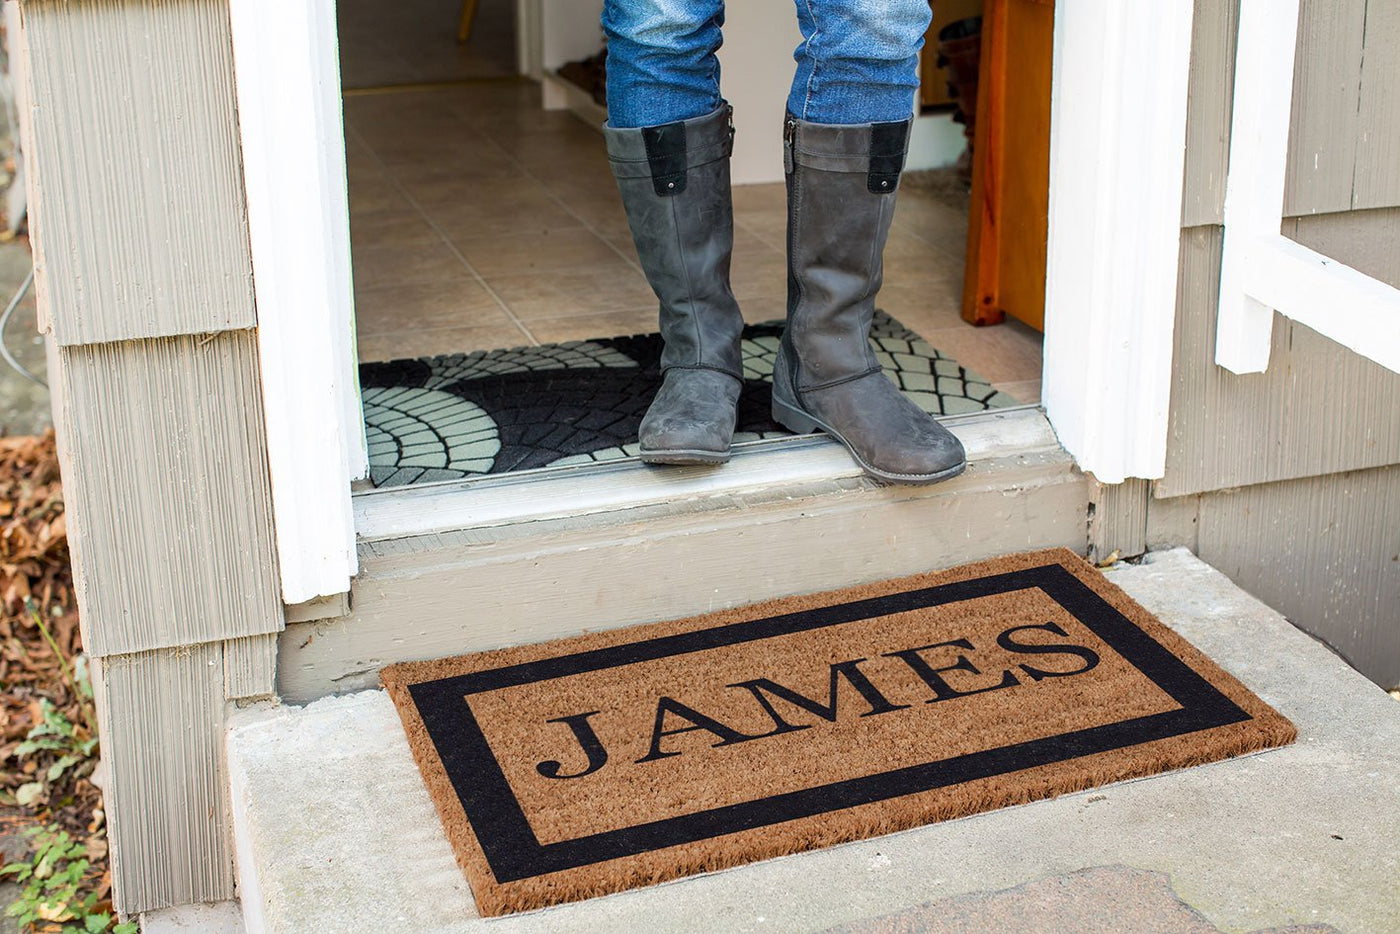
[[1215, 0, 1400, 377], [230, 0, 1199, 598]]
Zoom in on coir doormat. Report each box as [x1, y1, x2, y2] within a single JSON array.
[[381, 549, 1295, 916]]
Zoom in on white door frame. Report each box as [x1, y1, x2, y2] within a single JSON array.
[[1215, 0, 1400, 377], [1040, 1, 1196, 485], [231, 0, 1198, 598], [229, 0, 365, 604]]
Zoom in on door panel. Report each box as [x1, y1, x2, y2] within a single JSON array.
[[962, 0, 1053, 332]]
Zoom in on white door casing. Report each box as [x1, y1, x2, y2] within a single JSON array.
[[229, 0, 365, 604], [1040, 1, 1196, 484], [234, 0, 1200, 580], [1215, 0, 1400, 377]]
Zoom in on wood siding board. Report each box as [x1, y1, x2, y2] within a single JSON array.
[[223, 634, 278, 700], [21, 0, 255, 346], [1181, 0, 1239, 229], [94, 645, 234, 914], [55, 332, 283, 656], [1282, 0, 1367, 216], [1287, 207, 1400, 286], [279, 449, 1089, 704], [1144, 492, 1201, 554], [1088, 478, 1150, 563], [1160, 223, 1400, 498], [1193, 464, 1400, 687], [1352, 0, 1400, 210]]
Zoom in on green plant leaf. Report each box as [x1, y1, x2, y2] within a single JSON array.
[[48, 753, 82, 782]]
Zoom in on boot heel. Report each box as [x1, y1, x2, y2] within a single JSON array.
[[772, 392, 820, 434]]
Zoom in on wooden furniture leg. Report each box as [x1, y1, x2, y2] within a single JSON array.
[[457, 0, 480, 44]]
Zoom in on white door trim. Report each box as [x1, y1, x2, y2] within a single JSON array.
[[1040, 1, 1196, 484], [1215, 0, 1400, 376], [229, 0, 363, 603]]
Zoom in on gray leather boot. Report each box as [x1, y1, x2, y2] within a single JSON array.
[[772, 115, 967, 484], [604, 105, 744, 464]]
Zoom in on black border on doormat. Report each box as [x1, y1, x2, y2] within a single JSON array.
[[406, 562, 1252, 885]]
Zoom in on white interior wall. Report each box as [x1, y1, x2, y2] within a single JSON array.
[[538, 0, 962, 184], [715, 1, 803, 185], [540, 0, 606, 72]]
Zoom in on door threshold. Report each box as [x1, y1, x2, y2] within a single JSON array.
[[352, 406, 1056, 544]]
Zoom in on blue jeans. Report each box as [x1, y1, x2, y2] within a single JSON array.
[[602, 0, 932, 128]]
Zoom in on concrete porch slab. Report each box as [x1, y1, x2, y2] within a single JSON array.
[[226, 549, 1400, 934]]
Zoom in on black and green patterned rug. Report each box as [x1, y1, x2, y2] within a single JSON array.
[[359, 311, 1019, 488]]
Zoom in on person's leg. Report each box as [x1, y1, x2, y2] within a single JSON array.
[[603, 0, 725, 128], [602, 1, 746, 464], [788, 0, 929, 124], [773, 0, 966, 484]]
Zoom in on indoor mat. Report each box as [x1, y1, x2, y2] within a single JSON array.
[[359, 311, 1020, 487], [381, 548, 1296, 916]]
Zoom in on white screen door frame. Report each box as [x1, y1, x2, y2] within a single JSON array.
[[1215, 0, 1400, 377]]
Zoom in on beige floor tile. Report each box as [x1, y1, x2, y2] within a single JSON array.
[[354, 278, 509, 335], [344, 151, 387, 187], [601, 234, 642, 269], [991, 379, 1042, 405], [426, 185, 586, 239], [878, 279, 966, 335], [358, 322, 533, 363], [527, 309, 661, 344], [450, 228, 632, 279], [920, 318, 1044, 384], [735, 217, 786, 253], [533, 177, 624, 211], [385, 148, 520, 184], [882, 247, 965, 286], [556, 195, 632, 241], [351, 239, 471, 290], [487, 265, 655, 321], [350, 209, 440, 247], [348, 175, 413, 216], [732, 182, 786, 217], [729, 245, 788, 305], [893, 191, 970, 262], [513, 144, 612, 177], [486, 120, 608, 161], [737, 294, 787, 323]]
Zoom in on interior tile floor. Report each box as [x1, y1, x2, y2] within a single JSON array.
[[344, 80, 1043, 404], [337, 0, 516, 90]]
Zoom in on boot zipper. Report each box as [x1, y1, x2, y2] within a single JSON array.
[[783, 117, 796, 174]]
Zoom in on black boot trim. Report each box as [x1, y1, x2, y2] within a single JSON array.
[[643, 122, 689, 196], [867, 121, 910, 194]]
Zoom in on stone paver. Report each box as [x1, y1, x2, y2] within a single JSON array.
[[818, 866, 1340, 934]]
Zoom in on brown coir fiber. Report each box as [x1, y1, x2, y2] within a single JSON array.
[[382, 548, 1295, 916]]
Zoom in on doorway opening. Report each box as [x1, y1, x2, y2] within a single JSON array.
[[338, 0, 1047, 489]]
